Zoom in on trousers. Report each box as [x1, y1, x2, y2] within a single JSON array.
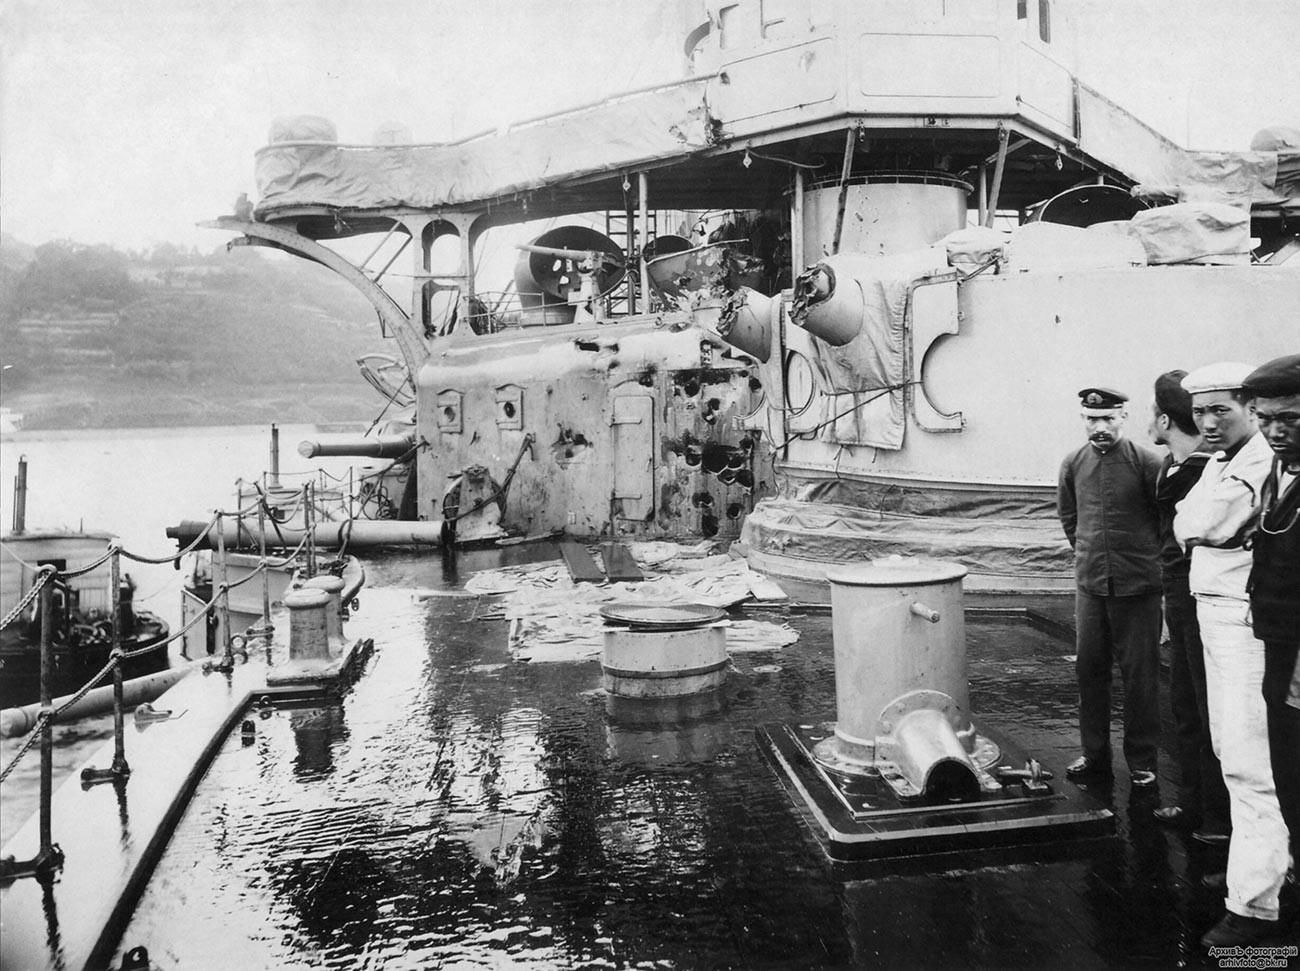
[[1263, 639, 1300, 849], [1164, 579, 1230, 831], [1197, 596, 1289, 922], [1074, 589, 1162, 770]]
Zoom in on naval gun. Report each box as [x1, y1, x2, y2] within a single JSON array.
[[513, 226, 626, 325], [296, 434, 415, 460]]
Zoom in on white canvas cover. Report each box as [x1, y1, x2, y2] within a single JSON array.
[[1077, 84, 1297, 209], [792, 248, 951, 451], [255, 80, 714, 213], [1129, 203, 1251, 265]]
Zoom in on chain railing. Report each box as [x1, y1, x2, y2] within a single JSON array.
[[0, 493, 320, 882]]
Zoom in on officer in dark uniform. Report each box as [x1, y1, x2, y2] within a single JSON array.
[[1243, 354, 1300, 850], [1057, 387, 1165, 785]]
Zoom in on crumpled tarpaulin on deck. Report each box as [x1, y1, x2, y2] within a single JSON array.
[[463, 545, 799, 664], [255, 80, 714, 213]]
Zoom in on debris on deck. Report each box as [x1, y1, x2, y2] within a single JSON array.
[[463, 542, 798, 662]]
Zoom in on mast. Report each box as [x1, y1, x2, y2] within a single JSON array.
[[12, 454, 27, 535]]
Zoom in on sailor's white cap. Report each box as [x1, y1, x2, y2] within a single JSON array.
[[1181, 362, 1255, 395]]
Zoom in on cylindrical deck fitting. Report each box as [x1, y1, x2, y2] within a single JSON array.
[[284, 589, 331, 662], [814, 556, 972, 774], [801, 178, 970, 260], [302, 575, 346, 657], [601, 625, 727, 699]]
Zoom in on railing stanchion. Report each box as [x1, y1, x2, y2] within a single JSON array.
[[270, 423, 281, 488], [38, 578, 55, 856], [216, 511, 232, 662], [304, 483, 316, 579], [81, 551, 132, 785], [258, 494, 271, 631], [110, 547, 129, 776], [0, 571, 66, 881]]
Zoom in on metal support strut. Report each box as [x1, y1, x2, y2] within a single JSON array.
[[0, 575, 67, 880], [82, 547, 132, 786]]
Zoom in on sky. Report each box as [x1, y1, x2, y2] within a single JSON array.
[[1, 0, 1297, 253]]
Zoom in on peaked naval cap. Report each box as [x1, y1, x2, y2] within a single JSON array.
[[1078, 387, 1128, 410]]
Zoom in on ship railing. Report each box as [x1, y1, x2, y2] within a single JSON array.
[[240, 464, 403, 526], [0, 500, 316, 883]]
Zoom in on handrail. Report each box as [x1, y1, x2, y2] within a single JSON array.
[[0, 541, 306, 783], [0, 460, 371, 884], [0, 565, 55, 631]]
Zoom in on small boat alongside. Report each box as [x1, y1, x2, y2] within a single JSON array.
[[0, 458, 169, 707]]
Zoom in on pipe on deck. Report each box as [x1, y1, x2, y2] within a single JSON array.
[[166, 518, 451, 551], [0, 661, 204, 738]]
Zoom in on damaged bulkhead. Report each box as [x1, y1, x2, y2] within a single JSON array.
[[416, 320, 765, 542]]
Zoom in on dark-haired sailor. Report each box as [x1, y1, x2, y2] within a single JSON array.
[[1242, 353, 1300, 908], [1175, 361, 1287, 949], [1148, 370, 1229, 842]]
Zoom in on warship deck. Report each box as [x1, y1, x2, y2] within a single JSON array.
[[2, 543, 1295, 969]]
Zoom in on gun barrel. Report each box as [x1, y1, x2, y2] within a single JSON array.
[[297, 435, 414, 459]]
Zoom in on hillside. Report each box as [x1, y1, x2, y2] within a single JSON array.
[[0, 238, 400, 430]]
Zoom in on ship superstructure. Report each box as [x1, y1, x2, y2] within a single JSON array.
[[212, 0, 1299, 589]]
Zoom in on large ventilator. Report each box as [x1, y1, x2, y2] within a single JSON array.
[[812, 556, 1001, 803]]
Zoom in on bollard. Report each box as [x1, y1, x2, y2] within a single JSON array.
[[302, 575, 346, 658], [285, 589, 332, 662], [269, 583, 367, 686]]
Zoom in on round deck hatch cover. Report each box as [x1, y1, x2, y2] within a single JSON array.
[[599, 602, 725, 630]]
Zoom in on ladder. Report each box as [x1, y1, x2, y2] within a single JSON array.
[[604, 208, 658, 317]]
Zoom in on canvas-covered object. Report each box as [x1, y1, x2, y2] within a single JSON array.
[[792, 248, 949, 451], [1252, 126, 1300, 194], [255, 79, 714, 212], [740, 495, 1072, 586], [1077, 85, 1298, 209], [1129, 203, 1251, 265]]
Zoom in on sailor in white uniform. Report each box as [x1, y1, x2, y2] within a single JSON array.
[[1174, 361, 1289, 948]]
